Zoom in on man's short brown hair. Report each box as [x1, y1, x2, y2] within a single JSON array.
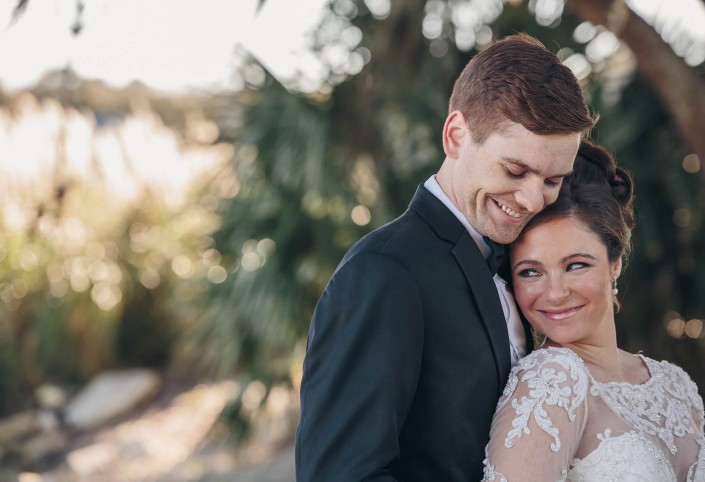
[[449, 34, 595, 144]]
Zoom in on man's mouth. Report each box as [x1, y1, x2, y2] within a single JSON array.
[[496, 200, 522, 219]]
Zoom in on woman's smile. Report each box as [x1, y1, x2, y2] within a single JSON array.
[[538, 305, 584, 321]]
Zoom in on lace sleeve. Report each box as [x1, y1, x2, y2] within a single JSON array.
[[668, 361, 705, 436], [483, 347, 589, 482]]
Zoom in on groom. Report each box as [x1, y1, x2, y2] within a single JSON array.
[[296, 34, 595, 481]]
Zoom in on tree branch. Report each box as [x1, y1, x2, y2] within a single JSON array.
[[568, 0, 705, 185]]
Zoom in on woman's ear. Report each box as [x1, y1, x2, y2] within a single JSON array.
[[611, 257, 623, 280], [442, 110, 469, 159]]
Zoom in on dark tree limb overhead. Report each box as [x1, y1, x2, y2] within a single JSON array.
[[568, 0, 705, 185]]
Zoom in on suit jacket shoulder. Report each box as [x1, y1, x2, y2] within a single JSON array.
[[297, 185, 512, 482]]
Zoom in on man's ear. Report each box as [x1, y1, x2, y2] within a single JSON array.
[[442, 110, 469, 160]]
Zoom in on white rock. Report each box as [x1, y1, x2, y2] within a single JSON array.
[[35, 383, 67, 409], [64, 369, 161, 430], [37, 410, 60, 432]]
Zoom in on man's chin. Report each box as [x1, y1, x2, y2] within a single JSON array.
[[484, 225, 525, 245]]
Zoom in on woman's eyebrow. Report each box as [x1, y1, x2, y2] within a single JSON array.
[[513, 253, 597, 268], [513, 259, 541, 268], [560, 253, 597, 263]]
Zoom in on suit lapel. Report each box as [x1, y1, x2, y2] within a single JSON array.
[[409, 185, 511, 389], [452, 235, 511, 389]]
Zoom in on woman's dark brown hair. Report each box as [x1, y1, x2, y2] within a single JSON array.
[[521, 139, 635, 265]]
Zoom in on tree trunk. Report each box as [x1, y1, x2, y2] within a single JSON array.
[[568, 0, 705, 185]]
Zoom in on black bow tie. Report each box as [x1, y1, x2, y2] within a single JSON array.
[[483, 236, 507, 275]]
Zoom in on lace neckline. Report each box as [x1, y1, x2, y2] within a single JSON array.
[[541, 346, 653, 387], [540, 346, 699, 455], [556, 346, 697, 456], [590, 353, 654, 388]]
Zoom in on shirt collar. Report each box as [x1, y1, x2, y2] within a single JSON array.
[[424, 175, 491, 259]]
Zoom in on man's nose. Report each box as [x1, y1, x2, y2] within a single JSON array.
[[515, 181, 545, 213]]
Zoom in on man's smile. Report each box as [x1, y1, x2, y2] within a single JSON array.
[[495, 200, 522, 219]]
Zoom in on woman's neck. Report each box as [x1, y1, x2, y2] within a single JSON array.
[[545, 336, 625, 383], [544, 339, 650, 385]]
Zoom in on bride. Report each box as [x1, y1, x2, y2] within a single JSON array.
[[482, 141, 705, 481]]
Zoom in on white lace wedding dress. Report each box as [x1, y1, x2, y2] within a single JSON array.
[[483, 347, 705, 481]]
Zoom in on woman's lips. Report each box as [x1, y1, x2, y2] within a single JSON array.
[[538, 306, 584, 321]]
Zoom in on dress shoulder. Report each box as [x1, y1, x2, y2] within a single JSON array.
[[497, 346, 590, 452], [645, 356, 705, 414], [500, 347, 589, 406]]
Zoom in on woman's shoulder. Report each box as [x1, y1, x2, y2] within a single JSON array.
[[501, 346, 590, 404], [640, 354, 704, 408], [496, 346, 590, 453], [641, 353, 693, 377], [514, 346, 586, 374]]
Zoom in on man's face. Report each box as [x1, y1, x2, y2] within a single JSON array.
[[443, 120, 581, 244]]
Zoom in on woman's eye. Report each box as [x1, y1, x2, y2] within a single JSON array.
[[567, 262, 589, 271], [516, 268, 540, 278], [544, 178, 561, 187]]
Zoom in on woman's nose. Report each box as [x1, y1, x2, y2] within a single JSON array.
[[544, 276, 570, 304]]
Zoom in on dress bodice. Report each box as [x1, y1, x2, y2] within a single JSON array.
[[569, 431, 677, 481], [483, 347, 705, 482]]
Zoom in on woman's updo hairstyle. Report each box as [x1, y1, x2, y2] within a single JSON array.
[[522, 139, 635, 264]]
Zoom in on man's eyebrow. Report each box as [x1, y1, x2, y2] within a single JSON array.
[[501, 156, 574, 178]]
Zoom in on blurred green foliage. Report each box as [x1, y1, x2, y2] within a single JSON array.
[[1, 0, 703, 441], [0, 97, 232, 414], [201, 0, 705, 433]]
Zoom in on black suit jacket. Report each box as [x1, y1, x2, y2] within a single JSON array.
[[296, 185, 517, 481]]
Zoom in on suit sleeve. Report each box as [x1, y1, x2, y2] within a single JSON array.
[[295, 252, 424, 482]]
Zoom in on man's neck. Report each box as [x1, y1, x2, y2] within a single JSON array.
[[424, 174, 490, 259]]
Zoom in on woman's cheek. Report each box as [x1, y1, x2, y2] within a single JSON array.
[[514, 281, 540, 311]]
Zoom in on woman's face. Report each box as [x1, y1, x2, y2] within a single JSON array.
[[510, 216, 621, 346]]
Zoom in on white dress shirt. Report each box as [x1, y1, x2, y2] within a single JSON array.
[[424, 176, 527, 366]]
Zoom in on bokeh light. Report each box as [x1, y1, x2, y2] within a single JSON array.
[[683, 153, 701, 173], [673, 208, 691, 228], [685, 319, 704, 339], [351, 205, 372, 226]]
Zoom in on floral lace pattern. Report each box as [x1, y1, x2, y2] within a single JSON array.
[[483, 446, 568, 482], [590, 357, 702, 455], [569, 430, 676, 481], [482, 448, 508, 482], [483, 347, 705, 482], [501, 348, 588, 452]]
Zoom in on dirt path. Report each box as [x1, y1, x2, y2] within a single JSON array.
[[7, 379, 298, 482], [194, 445, 294, 482]]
